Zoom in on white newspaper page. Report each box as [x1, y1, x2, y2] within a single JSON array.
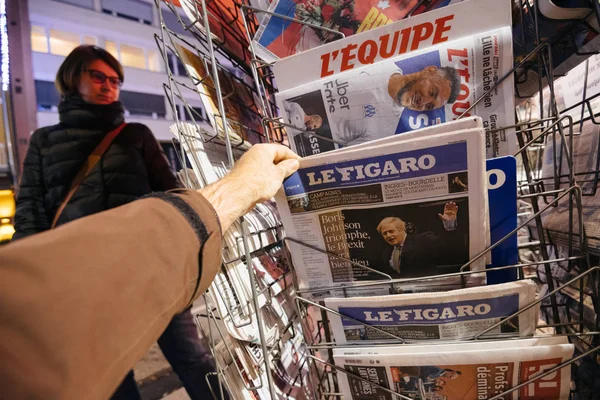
[[272, 0, 512, 90], [333, 336, 571, 357], [276, 27, 515, 159], [324, 280, 538, 343], [334, 340, 574, 400], [275, 129, 487, 297]]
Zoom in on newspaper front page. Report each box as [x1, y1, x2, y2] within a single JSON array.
[[274, 128, 487, 297], [324, 280, 538, 343], [276, 26, 515, 159], [334, 338, 574, 400], [271, 0, 512, 90]]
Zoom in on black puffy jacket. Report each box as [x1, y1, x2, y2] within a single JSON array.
[[13, 95, 180, 240]]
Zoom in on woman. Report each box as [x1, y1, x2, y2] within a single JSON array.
[[13, 45, 224, 400]]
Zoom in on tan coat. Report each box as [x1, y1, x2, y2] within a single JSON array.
[[0, 191, 222, 400]]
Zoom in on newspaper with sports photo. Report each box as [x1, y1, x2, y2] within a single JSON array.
[[276, 26, 514, 159], [252, 0, 464, 62], [274, 127, 487, 297], [271, 0, 511, 89], [334, 337, 574, 400], [324, 280, 538, 343]]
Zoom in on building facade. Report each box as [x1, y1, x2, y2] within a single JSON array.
[[28, 0, 209, 167]]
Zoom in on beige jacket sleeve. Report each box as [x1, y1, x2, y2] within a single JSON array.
[[0, 191, 222, 400]]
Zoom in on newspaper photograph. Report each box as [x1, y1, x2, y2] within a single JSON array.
[[276, 26, 515, 159], [334, 338, 574, 400], [324, 280, 538, 343], [252, 0, 465, 62], [274, 128, 487, 296]]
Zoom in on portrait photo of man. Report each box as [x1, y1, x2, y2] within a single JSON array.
[[387, 65, 460, 112], [328, 52, 462, 148], [376, 201, 460, 278]]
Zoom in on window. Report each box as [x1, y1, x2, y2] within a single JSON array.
[[82, 36, 97, 46], [49, 29, 79, 56], [120, 44, 146, 69], [35, 80, 61, 110], [176, 56, 186, 76], [105, 40, 119, 60], [162, 12, 189, 37], [31, 26, 48, 53], [147, 50, 162, 73], [183, 106, 207, 122], [52, 0, 94, 9], [101, 0, 153, 25], [120, 91, 166, 117]]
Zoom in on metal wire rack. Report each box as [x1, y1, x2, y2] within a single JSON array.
[[153, 0, 600, 398]]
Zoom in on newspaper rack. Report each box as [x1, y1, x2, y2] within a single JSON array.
[[153, 0, 600, 398]]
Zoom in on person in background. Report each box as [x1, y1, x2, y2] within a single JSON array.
[[0, 143, 301, 400], [12, 45, 222, 400]]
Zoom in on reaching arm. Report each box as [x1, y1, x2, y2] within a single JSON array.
[[12, 132, 51, 240], [0, 144, 300, 400]]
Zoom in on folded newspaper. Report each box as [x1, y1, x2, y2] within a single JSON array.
[[276, 25, 514, 159], [324, 280, 538, 343], [334, 336, 574, 400], [274, 125, 487, 297]]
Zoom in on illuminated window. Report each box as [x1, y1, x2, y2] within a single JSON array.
[[31, 26, 48, 53], [105, 40, 119, 59], [49, 29, 80, 56], [82, 36, 97, 45], [120, 44, 146, 69], [147, 49, 162, 72]]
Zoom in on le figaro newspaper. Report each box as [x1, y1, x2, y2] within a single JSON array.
[[274, 126, 487, 297], [324, 280, 539, 343], [334, 337, 574, 400], [272, 0, 514, 159]]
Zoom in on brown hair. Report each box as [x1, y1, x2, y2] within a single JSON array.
[[55, 45, 124, 97]]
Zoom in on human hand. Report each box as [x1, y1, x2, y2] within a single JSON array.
[[200, 144, 300, 231], [228, 144, 300, 204], [454, 176, 468, 189], [438, 201, 458, 222], [438, 202, 458, 231]]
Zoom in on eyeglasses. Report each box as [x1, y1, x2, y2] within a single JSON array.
[[85, 69, 123, 88]]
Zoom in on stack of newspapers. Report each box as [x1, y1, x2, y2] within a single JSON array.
[[172, 123, 313, 399], [264, 1, 576, 398]]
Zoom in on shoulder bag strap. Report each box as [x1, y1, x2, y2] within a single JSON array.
[[51, 122, 128, 229]]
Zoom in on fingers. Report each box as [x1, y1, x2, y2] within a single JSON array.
[[258, 143, 300, 164], [445, 201, 457, 210], [276, 158, 300, 178]]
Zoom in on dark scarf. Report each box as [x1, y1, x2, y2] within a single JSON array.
[[59, 94, 125, 131]]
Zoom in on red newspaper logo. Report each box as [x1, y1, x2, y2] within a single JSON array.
[[319, 14, 454, 77], [519, 358, 564, 400]]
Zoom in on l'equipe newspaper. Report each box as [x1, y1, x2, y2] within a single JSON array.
[[324, 280, 538, 343], [271, 0, 515, 159], [334, 336, 574, 400], [276, 26, 514, 159], [274, 126, 487, 298]]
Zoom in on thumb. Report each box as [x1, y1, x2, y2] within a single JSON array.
[[276, 158, 300, 178], [438, 213, 444, 220]]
